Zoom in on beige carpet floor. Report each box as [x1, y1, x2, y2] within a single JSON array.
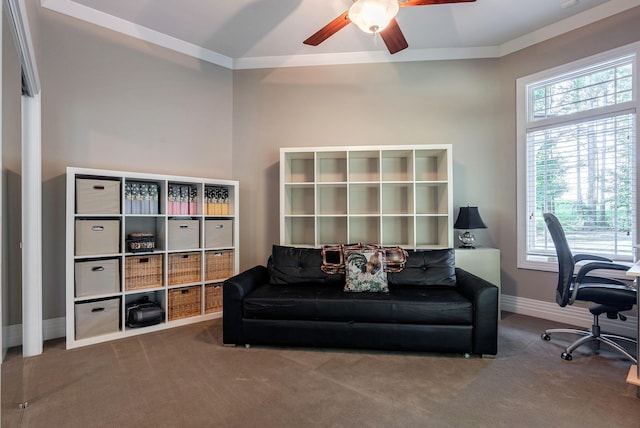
[[2, 312, 640, 428]]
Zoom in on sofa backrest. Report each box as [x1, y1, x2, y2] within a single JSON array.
[[387, 249, 457, 287], [268, 245, 456, 287], [268, 245, 344, 285]]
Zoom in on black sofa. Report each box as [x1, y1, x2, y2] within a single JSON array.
[[223, 246, 498, 356]]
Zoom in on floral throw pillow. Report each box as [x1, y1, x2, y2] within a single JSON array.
[[343, 246, 388, 293]]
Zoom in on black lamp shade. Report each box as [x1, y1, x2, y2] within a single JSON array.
[[454, 206, 487, 230]]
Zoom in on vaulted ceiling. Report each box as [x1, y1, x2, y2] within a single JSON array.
[[41, 0, 639, 69]]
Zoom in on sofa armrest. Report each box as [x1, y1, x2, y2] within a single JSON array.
[[222, 265, 269, 345], [455, 268, 499, 355]]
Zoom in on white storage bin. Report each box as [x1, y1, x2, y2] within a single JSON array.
[[75, 219, 120, 255], [75, 258, 120, 297], [167, 219, 200, 250], [75, 297, 121, 340], [76, 178, 121, 214], [205, 220, 233, 248]]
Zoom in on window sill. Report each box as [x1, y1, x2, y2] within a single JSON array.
[[519, 256, 634, 281], [518, 255, 558, 273]]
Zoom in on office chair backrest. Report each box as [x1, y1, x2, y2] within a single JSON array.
[[543, 213, 575, 307]]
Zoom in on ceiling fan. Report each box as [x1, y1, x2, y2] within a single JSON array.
[[303, 0, 476, 55]]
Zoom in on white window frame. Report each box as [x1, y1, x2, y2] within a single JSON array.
[[516, 41, 640, 271]]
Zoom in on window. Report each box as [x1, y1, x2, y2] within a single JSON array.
[[517, 43, 639, 270]]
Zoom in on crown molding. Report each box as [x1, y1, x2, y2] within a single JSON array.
[[42, 0, 640, 70], [499, 0, 640, 56], [232, 46, 501, 70], [40, 0, 234, 69]]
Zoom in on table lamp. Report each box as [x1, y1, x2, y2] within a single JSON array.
[[454, 206, 487, 249]]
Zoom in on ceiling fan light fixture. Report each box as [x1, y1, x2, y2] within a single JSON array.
[[349, 0, 400, 34]]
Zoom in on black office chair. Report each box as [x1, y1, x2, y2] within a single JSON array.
[[541, 213, 637, 363]]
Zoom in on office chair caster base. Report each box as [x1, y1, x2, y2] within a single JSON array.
[[541, 333, 551, 341], [561, 351, 573, 361]]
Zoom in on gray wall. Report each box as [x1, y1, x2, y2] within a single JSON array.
[[15, 4, 640, 323], [233, 7, 640, 305], [32, 5, 234, 320], [232, 60, 503, 270], [497, 7, 640, 302]]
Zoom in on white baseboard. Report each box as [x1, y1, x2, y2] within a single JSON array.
[[3, 296, 638, 350], [501, 295, 638, 339], [6, 317, 66, 349]]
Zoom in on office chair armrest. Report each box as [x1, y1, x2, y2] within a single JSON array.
[[573, 253, 613, 263], [575, 261, 630, 284]]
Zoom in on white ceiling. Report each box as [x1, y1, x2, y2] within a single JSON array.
[[41, 0, 640, 69]]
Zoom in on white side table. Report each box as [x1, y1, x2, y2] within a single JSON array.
[[455, 247, 501, 318]]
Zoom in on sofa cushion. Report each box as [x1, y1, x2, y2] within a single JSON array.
[[243, 283, 473, 325], [269, 245, 344, 285], [343, 245, 388, 293], [387, 249, 456, 287]]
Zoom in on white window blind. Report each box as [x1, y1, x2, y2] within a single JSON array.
[[522, 51, 637, 264]]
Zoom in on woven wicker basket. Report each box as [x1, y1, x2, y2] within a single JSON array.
[[205, 284, 223, 313], [205, 250, 233, 282], [168, 252, 201, 286], [125, 254, 163, 291], [168, 285, 201, 321]]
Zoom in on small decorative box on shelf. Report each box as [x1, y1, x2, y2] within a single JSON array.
[[126, 232, 155, 253]]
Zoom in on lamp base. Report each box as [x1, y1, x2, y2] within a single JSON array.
[[458, 231, 476, 249]]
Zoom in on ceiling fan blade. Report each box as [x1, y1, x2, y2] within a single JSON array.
[[379, 18, 409, 54], [399, 0, 476, 7], [303, 11, 351, 46]]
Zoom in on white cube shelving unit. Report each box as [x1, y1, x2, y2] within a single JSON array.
[[280, 145, 453, 248], [66, 167, 239, 349]]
